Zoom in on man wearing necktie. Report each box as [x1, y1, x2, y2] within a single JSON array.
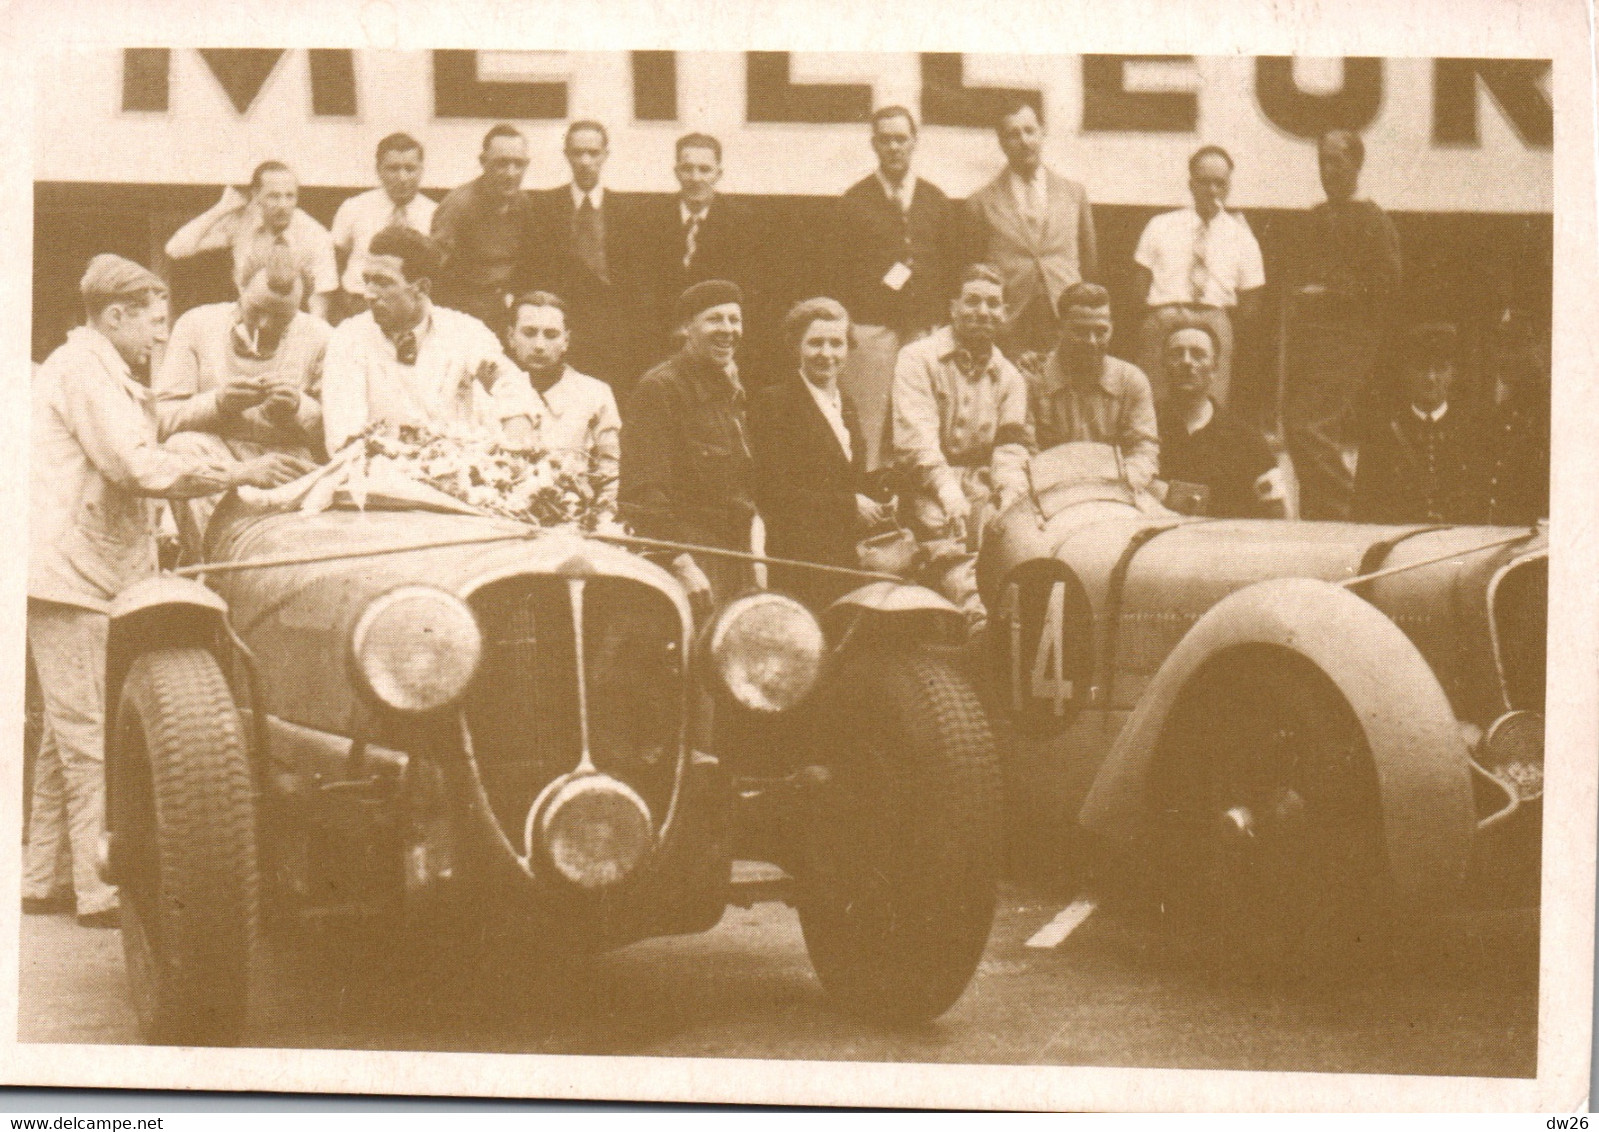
[[1132, 145, 1266, 411], [963, 99, 1099, 361], [832, 106, 961, 472], [639, 133, 760, 373], [330, 133, 438, 323], [529, 120, 648, 399]]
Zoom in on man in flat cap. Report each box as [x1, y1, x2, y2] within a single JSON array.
[[28, 255, 309, 928], [1024, 282, 1160, 495], [620, 279, 755, 604], [1353, 322, 1476, 524]]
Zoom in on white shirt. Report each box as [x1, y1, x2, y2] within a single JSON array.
[[1412, 402, 1449, 424], [1182, 396, 1216, 436], [320, 303, 540, 454], [803, 375, 853, 462], [1008, 166, 1048, 227], [330, 187, 438, 296], [164, 191, 339, 298], [875, 170, 917, 214], [532, 365, 622, 505], [570, 184, 605, 211], [1134, 207, 1265, 308]]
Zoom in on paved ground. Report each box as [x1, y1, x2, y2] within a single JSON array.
[[18, 881, 1539, 1078]]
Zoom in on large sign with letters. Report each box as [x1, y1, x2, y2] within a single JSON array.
[[35, 50, 1552, 212]]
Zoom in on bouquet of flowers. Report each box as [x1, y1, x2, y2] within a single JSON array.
[[240, 422, 623, 535]]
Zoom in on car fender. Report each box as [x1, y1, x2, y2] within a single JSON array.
[[1079, 576, 1476, 908], [823, 581, 967, 645], [106, 575, 231, 735]]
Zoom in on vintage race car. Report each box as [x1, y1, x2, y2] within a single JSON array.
[[100, 482, 1001, 1045], [976, 443, 1546, 964]]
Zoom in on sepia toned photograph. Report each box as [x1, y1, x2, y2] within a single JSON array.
[[3, 0, 1595, 1111]]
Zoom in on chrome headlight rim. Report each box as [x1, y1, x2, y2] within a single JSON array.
[[705, 590, 827, 714], [351, 584, 484, 714], [527, 770, 656, 890], [1479, 708, 1544, 803]]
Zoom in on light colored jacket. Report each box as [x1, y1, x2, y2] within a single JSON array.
[[965, 167, 1097, 323], [30, 327, 234, 612]]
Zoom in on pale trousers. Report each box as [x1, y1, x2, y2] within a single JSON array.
[[24, 600, 118, 915]]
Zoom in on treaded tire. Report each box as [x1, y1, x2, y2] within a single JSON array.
[[1148, 646, 1391, 977], [798, 646, 1002, 1024], [115, 648, 258, 1046]]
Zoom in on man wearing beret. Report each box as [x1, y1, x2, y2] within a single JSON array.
[[620, 279, 755, 604], [1352, 322, 1476, 524], [28, 255, 309, 928]]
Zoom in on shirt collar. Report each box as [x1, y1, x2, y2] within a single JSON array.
[[681, 348, 741, 402], [1184, 397, 1216, 434], [680, 197, 713, 225], [571, 183, 605, 210], [1044, 348, 1116, 395], [875, 170, 915, 210], [383, 304, 433, 347], [936, 327, 997, 376], [1412, 402, 1448, 423], [1009, 165, 1046, 192], [73, 325, 149, 400]]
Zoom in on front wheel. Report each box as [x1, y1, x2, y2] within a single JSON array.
[[796, 646, 1002, 1024], [1148, 647, 1391, 974], [114, 648, 259, 1046]]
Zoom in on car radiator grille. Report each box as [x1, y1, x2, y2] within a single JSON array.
[[464, 575, 685, 837], [1492, 556, 1547, 714]]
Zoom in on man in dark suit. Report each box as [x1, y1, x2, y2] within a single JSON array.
[[964, 98, 1099, 360], [639, 133, 758, 366], [831, 106, 962, 472], [528, 120, 647, 397], [750, 296, 891, 607], [1353, 322, 1476, 524]]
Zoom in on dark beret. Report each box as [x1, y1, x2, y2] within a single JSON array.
[[675, 279, 742, 326]]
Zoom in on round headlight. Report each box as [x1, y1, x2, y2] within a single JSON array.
[[707, 592, 825, 713], [531, 773, 655, 889], [352, 585, 483, 713], [1480, 709, 1544, 802]]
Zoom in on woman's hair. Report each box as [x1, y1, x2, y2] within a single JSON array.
[[782, 296, 853, 360]]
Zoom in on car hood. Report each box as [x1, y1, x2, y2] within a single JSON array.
[[201, 499, 687, 735]]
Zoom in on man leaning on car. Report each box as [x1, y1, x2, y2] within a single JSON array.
[[319, 225, 543, 455], [1023, 282, 1161, 496], [27, 256, 308, 929]]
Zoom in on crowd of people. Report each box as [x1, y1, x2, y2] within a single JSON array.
[[25, 99, 1551, 926]]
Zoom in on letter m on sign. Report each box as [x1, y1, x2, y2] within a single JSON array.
[[122, 49, 357, 115]]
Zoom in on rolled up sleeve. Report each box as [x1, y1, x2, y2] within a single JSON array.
[[990, 365, 1034, 502]]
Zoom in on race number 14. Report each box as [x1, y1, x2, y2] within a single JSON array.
[[1007, 581, 1072, 716]]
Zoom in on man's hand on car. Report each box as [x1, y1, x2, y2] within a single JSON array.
[[232, 452, 316, 489]]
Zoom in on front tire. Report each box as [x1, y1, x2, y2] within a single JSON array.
[[797, 647, 1002, 1024], [1148, 647, 1390, 974], [114, 648, 259, 1046]]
